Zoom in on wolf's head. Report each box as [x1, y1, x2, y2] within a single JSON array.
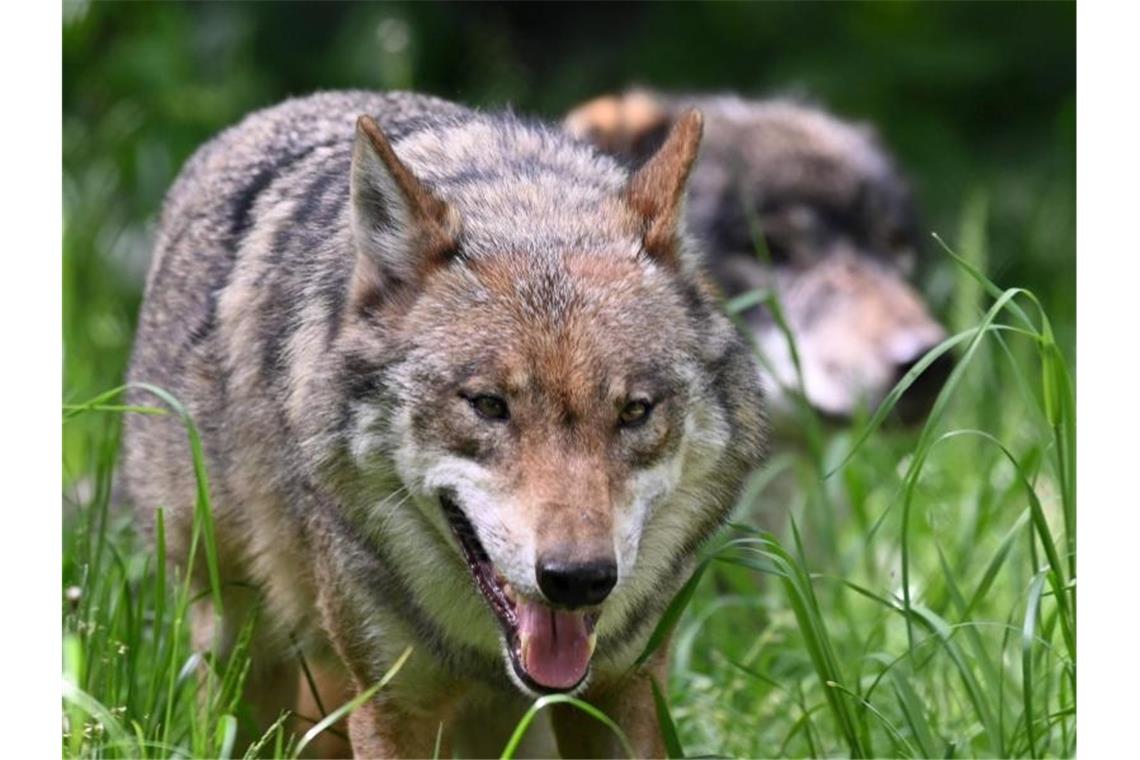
[[323, 110, 766, 694], [567, 91, 951, 424]]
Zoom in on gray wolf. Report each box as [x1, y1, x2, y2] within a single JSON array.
[[566, 90, 951, 425], [123, 90, 767, 757]]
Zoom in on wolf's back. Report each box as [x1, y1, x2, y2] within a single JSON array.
[[121, 91, 468, 528], [142, 90, 466, 307]]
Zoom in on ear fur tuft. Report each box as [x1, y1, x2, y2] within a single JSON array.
[[350, 115, 461, 306], [623, 108, 704, 269]]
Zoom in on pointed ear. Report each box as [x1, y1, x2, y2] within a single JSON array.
[[350, 115, 460, 305], [623, 108, 703, 269]]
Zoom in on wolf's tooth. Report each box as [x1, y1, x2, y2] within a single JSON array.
[[587, 631, 597, 658]]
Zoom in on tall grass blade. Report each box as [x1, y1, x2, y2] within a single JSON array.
[[62, 679, 133, 751], [294, 646, 413, 757], [635, 557, 712, 668], [63, 634, 86, 757], [131, 382, 225, 617], [826, 680, 917, 758], [964, 510, 1031, 619], [499, 694, 634, 760], [650, 676, 685, 759], [217, 714, 238, 759], [1022, 572, 1048, 758], [242, 711, 291, 760]]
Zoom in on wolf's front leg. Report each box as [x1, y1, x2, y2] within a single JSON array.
[[313, 544, 457, 758], [550, 644, 670, 759], [318, 628, 451, 757], [345, 696, 452, 759]]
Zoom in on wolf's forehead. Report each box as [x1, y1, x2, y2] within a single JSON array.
[[465, 350, 672, 396], [393, 119, 642, 256], [433, 260, 689, 391], [460, 249, 683, 331], [395, 118, 627, 187]]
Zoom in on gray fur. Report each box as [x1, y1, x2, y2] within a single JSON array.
[[123, 90, 767, 755]]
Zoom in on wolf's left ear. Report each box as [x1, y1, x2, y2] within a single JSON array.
[[350, 115, 461, 305], [623, 108, 703, 269]]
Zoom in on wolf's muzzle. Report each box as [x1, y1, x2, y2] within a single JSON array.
[[892, 349, 955, 425]]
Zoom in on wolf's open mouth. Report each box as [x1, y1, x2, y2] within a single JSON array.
[[439, 492, 598, 693]]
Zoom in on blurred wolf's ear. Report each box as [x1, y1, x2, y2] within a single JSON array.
[[565, 90, 672, 159], [350, 115, 461, 307], [623, 108, 703, 269]]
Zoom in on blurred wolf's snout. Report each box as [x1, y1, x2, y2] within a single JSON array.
[[875, 278, 954, 425], [756, 251, 953, 424], [890, 337, 955, 425]]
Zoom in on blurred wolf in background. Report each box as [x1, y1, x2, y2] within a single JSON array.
[[567, 90, 952, 426], [122, 90, 766, 757]]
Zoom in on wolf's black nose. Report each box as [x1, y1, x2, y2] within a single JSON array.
[[536, 558, 618, 608], [893, 350, 955, 425]]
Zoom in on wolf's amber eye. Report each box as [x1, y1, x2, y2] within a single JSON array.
[[619, 399, 652, 427], [468, 394, 509, 422]]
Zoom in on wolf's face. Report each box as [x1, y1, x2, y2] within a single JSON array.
[[391, 251, 721, 692], [567, 93, 951, 423], [331, 112, 763, 694]]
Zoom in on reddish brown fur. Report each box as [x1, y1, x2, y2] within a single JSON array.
[[625, 110, 704, 267]]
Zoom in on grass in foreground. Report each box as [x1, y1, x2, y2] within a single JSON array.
[[62, 236, 1075, 758]]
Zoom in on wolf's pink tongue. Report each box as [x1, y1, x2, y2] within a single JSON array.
[[516, 599, 592, 690]]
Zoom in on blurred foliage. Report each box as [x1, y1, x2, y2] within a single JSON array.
[[62, 0, 1074, 475]]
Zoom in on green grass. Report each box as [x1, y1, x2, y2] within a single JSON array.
[[61, 220, 1076, 757], [61, 6, 1075, 756], [661, 261, 1076, 758]]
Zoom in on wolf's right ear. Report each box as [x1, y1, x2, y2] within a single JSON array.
[[623, 108, 703, 269], [350, 115, 461, 307]]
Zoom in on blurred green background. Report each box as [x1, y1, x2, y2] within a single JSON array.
[[62, 0, 1074, 475]]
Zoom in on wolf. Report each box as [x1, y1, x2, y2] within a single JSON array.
[[566, 90, 951, 425], [122, 90, 767, 757]]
